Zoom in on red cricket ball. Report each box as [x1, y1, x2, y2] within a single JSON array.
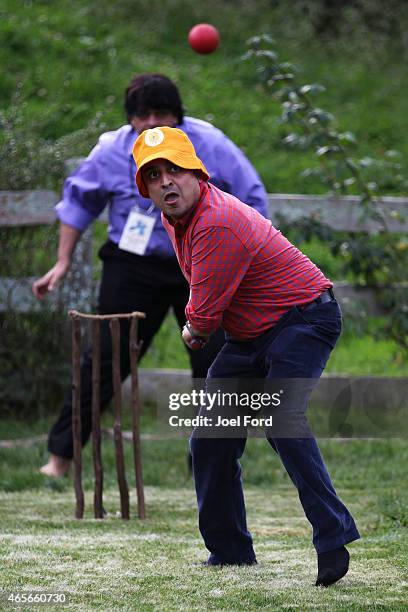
[[188, 23, 220, 55]]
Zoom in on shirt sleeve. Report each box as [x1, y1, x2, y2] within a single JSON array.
[[185, 226, 253, 335], [55, 143, 110, 232], [210, 137, 269, 219]]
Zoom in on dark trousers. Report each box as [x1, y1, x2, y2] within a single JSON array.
[[190, 300, 360, 561], [48, 241, 225, 458]]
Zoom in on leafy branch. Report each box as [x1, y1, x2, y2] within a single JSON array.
[[243, 35, 408, 351], [0, 82, 106, 190]]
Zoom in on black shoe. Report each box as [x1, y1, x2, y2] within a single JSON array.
[[315, 545, 350, 587], [201, 557, 257, 567]]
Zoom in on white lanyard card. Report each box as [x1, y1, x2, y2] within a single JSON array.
[[119, 210, 156, 255]]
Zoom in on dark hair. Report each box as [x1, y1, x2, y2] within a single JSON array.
[[124, 73, 184, 123]]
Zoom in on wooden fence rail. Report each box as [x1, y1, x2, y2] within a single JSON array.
[[2, 180, 407, 410], [1, 184, 407, 314], [2, 189, 407, 231]]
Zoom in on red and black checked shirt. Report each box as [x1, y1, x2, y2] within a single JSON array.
[[162, 182, 332, 340]]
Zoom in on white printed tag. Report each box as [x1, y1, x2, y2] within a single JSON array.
[[118, 210, 156, 255]]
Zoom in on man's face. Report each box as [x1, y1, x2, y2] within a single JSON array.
[[142, 159, 200, 219], [130, 110, 178, 133]]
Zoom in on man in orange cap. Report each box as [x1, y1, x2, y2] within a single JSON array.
[[133, 126, 360, 586]]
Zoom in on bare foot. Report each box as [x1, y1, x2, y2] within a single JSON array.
[[40, 454, 71, 477]]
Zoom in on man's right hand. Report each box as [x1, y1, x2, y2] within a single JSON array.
[[32, 260, 70, 300], [32, 222, 81, 300], [182, 323, 209, 350]]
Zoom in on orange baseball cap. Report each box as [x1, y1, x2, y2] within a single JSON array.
[[132, 126, 210, 197]]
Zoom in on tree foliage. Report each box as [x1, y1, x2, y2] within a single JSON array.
[[243, 34, 408, 350]]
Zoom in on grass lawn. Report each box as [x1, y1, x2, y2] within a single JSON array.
[[1, 414, 407, 610], [1, 485, 407, 610]]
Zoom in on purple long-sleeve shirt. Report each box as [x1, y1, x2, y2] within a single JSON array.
[[55, 117, 269, 258]]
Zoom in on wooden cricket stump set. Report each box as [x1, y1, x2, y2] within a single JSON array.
[[69, 310, 146, 520]]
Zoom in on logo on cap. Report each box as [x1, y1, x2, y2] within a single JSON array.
[[144, 128, 164, 147]]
